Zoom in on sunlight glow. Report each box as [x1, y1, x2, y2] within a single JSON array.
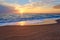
[[17, 21, 26, 26], [15, 6, 24, 14], [14, 5, 60, 13], [20, 9, 24, 18], [20, 10, 24, 13]]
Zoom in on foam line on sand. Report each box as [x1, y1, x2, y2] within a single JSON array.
[[0, 19, 57, 26]]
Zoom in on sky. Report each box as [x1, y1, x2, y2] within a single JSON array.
[[0, 0, 60, 13]]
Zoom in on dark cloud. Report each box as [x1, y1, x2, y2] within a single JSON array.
[[0, 5, 16, 14], [53, 5, 60, 9]]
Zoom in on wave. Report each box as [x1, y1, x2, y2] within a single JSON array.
[[0, 18, 59, 26], [0, 14, 60, 26]]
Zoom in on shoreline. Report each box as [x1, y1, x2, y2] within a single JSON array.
[[0, 19, 60, 40], [0, 19, 59, 26]]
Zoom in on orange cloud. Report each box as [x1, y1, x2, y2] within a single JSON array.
[[0, 2, 60, 14], [21, 7, 60, 13], [18, 2, 60, 13], [53, 5, 60, 9]]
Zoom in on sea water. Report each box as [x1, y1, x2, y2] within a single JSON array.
[[0, 13, 60, 26]]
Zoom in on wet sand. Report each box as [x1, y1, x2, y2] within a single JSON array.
[[0, 19, 60, 40]]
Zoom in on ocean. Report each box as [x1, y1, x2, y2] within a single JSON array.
[[0, 13, 60, 26]]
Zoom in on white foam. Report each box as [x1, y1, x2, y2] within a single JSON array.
[[0, 19, 58, 26]]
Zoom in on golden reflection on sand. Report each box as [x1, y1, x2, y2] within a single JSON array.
[[17, 21, 26, 26], [16, 20, 57, 26]]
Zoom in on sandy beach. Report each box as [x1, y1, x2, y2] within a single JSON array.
[[0, 19, 60, 40]]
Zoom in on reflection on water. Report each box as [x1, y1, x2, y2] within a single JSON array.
[[0, 19, 57, 26], [17, 21, 26, 26], [17, 19, 57, 26], [17, 20, 43, 26]]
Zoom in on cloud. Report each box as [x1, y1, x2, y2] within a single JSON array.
[[0, 0, 60, 13], [40, 0, 56, 3], [24, 0, 57, 8], [23, 2, 47, 9], [53, 5, 60, 9], [0, 4, 16, 13], [0, 2, 22, 14]]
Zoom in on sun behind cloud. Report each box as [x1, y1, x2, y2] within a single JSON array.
[[0, 0, 60, 14]]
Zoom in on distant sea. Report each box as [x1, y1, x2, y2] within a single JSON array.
[[0, 13, 60, 26]]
